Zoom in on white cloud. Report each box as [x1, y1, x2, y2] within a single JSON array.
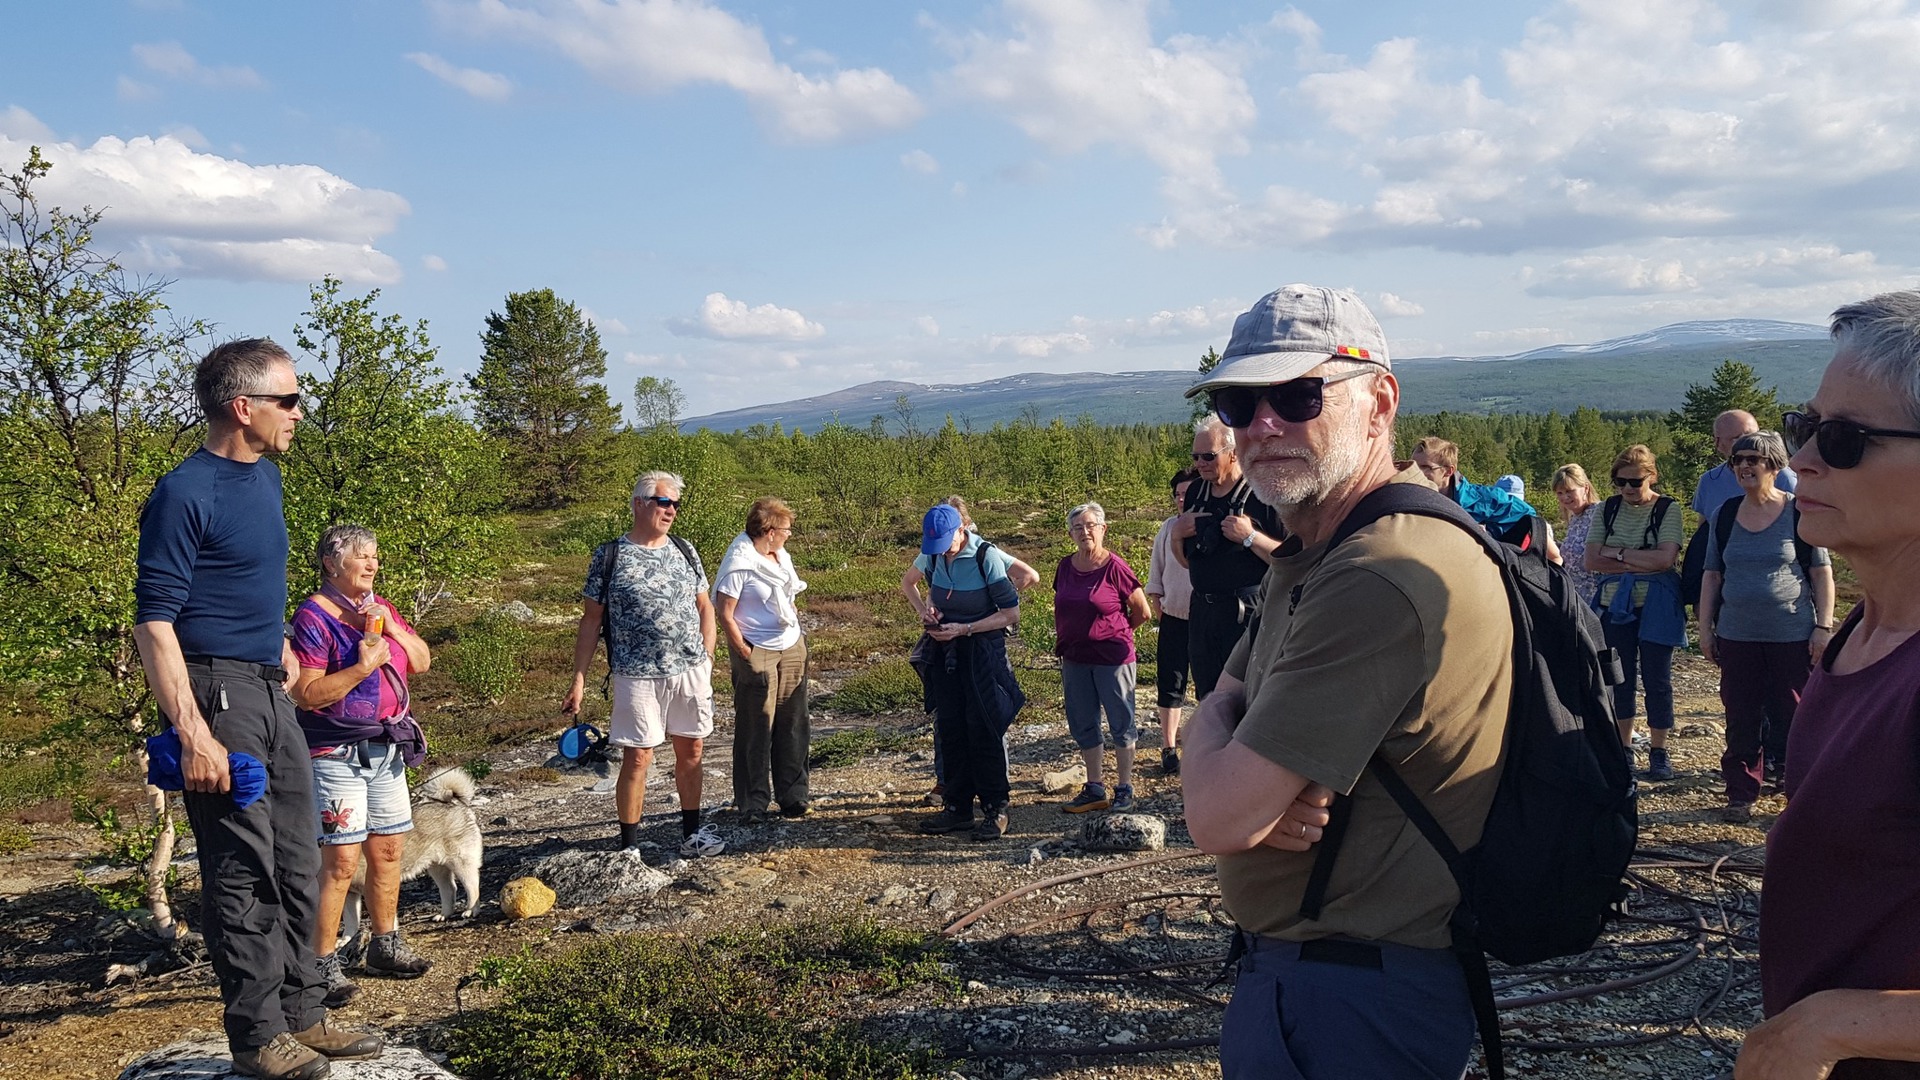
[[422, 254, 449, 271], [582, 307, 630, 335], [914, 315, 941, 336], [940, 0, 1254, 212], [1523, 243, 1892, 298], [451, 0, 923, 143], [131, 41, 265, 88], [900, 148, 939, 174], [117, 76, 160, 102], [0, 115, 409, 285], [987, 331, 1093, 357], [1376, 292, 1426, 317], [0, 106, 54, 142], [668, 292, 826, 340], [405, 52, 514, 101]]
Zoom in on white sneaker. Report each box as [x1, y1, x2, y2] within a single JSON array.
[[678, 822, 725, 858]]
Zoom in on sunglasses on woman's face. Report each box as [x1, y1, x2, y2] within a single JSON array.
[[1783, 410, 1920, 470], [1611, 475, 1647, 489], [1208, 367, 1375, 429], [1729, 453, 1768, 468]]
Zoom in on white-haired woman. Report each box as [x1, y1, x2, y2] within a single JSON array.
[[289, 524, 434, 1006], [1053, 501, 1151, 814], [1696, 430, 1834, 823], [1738, 290, 1920, 1079]]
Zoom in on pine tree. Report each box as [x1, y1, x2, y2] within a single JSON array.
[[469, 289, 621, 508]]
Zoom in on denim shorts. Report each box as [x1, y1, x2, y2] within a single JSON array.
[[311, 740, 413, 845]]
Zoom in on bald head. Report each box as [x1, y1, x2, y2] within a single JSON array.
[[1713, 410, 1759, 457]]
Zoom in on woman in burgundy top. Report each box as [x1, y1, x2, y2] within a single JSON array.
[[1053, 501, 1151, 814], [1739, 291, 1920, 1080]]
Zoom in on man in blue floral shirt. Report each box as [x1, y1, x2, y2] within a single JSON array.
[[565, 471, 724, 857]]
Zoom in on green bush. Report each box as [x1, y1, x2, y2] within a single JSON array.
[[808, 725, 924, 769], [0, 821, 30, 855], [451, 613, 529, 705], [825, 660, 924, 716], [449, 920, 951, 1079]]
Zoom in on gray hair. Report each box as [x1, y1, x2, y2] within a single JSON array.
[[1731, 431, 1790, 471], [1066, 501, 1106, 528], [1831, 290, 1920, 425], [1193, 413, 1235, 450], [316, 523, 377, 577], [194, 338, 293, 422], [632, 470, 685, 501]]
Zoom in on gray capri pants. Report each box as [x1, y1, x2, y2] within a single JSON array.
[[1061, 659, 1138, 750]]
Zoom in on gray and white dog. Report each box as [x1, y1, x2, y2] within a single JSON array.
[[338, 768, 483, 948]]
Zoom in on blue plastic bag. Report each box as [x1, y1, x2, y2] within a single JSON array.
[[145, 728, 268, 809]]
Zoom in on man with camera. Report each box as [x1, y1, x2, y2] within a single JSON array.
[[1173, 415, 1284, 700]]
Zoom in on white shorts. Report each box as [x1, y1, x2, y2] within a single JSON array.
[[610, 660, 715, 748]]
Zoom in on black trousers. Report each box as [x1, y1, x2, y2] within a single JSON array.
[[178, 657, 326, 1053], [729, 638, 811, 812], [931, 647, 1011, 812], [1155, 613, 1191, 709], [1188, 594, 1251, 701]]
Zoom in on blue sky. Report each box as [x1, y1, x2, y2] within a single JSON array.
[[6, 0, 1918, 419]]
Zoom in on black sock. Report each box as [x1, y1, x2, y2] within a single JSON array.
[[681, 809, 701, 837], [620, 821, 640, 848]]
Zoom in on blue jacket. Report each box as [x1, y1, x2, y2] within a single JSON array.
[[909, 630, 1027, 734], [1452, 476, 1539, 531], [1594, 570, 1688, 647]]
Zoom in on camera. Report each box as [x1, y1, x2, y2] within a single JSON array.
[[1188, 515, 1226, 558]]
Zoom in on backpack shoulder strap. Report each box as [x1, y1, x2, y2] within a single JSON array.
[[974, 539, 996, 582], [669, 535, 699, 575], [1602, 495, 1623, 540], [1645, 496, 1674, 548], [1790, 503, 1815, 578]]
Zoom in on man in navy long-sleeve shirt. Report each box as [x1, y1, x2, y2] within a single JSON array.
[[134, 338, 379, 1079]]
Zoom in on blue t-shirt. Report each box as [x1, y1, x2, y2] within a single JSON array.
[[135, 448, 291, 666], [1692, 460, 1796, 516], [917, 533, 1019, 623]]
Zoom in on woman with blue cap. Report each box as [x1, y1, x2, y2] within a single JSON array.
[[903, 502, 1026, 841]]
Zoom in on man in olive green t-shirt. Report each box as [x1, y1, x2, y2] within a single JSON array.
[[1182, 285, 1513, 1080]]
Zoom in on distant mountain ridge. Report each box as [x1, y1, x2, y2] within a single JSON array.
[[682, 320, 1833, 432]]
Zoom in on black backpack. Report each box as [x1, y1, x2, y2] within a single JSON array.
[[1291, 483, 1637, 1080]]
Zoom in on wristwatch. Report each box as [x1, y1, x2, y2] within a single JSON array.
[[1241, 533, 1257, 549]]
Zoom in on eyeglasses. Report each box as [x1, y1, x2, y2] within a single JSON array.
[[1611, 476, 1648, 489], [1208, 367, 1375, 428], [1729, 453, 1768, 468], [640, 496, 681, 509], [1190, 451, 1220, 462], [1783, 410, 1920, 470], [234, 392, 302, 411]]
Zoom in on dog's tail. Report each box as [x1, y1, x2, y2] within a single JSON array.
[[416, 767, 478, 806]]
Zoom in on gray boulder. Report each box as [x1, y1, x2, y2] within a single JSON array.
[[531, 847, 673, 907], [1080, 813, 1166, 852], [120, 1035, 454, 1079]]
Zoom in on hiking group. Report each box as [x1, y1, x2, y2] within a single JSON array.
[[133, 286, 1920, 1078]]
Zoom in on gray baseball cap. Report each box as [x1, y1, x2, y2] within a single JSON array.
[[1186, 284, 1390, 398]]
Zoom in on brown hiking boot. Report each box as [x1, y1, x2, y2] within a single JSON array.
[[231, 1032, 331, 1079], [291, 1016, 385, 1059]]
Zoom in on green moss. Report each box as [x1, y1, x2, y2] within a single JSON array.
[[824, 660, 924, 716]]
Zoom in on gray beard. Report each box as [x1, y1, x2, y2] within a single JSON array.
[[1242, 418, 1368, 509]]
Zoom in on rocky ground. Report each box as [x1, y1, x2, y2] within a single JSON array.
[[0, 652, 1766, 1079]]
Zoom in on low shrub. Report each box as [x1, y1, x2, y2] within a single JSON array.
[[448, 919, 952, 1080], [450, 613, 529, 706], [808, 725, 924, 769], [825, 660, 924, 716]]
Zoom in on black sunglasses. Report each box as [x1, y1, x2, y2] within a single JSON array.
[[235, 391, 302, 411], [1611, 475, 1647, 489], [1729, 453, 1768, 468], [1190, 451, 1220, 462], [1783, 410, 1920, 470], [1209, 367, 1375, 428], [640, 495, 681, 509]]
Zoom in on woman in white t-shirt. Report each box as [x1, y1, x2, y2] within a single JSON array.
[[714, 497, 810, 823]]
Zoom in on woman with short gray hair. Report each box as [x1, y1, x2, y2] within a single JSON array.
[[1739, 289, 1920, 1076], [289, 524, 436, 1005], [1696, 430, 1834, 823], [1052, 501, 1151, 813]]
